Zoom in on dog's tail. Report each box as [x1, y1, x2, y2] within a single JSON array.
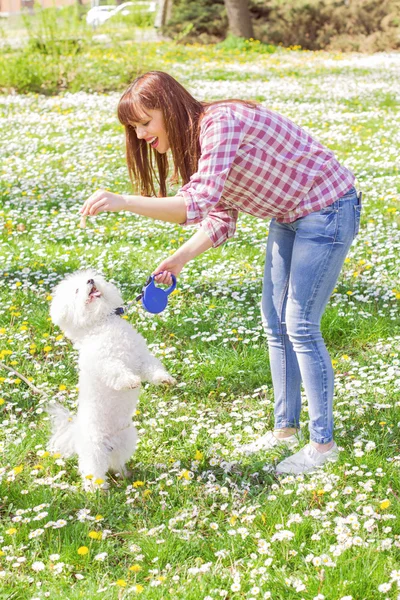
[[47, 402, 77, 458]]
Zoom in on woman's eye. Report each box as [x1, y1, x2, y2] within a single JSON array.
[[143, 121, 150, 126]]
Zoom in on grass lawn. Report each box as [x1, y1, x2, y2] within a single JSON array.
[[0, 45, 400, 599]]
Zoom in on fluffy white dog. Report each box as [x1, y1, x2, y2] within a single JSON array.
[[48, 269, 175, 491]]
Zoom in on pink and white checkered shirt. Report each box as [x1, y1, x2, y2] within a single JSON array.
[[178, 103, 355, 247]]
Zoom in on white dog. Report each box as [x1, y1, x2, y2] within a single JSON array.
[[48, 269, 175, 491]]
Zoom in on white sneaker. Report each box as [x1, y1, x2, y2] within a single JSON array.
[[276, 442, 339, 475], [239, 430, 301, 455]]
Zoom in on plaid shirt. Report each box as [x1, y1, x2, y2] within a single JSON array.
[[178, 103, 355, 247]]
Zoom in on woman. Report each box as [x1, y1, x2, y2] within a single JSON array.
[[81, 71, 362, 475]]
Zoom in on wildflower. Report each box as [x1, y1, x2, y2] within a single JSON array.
[[131, 585, 144, 594], [31, 561, 45, 572], [88, 531, 102, 540], [129, 564, 142, 572], [94, 552, 108, 561], [77, 546, 89, 555]]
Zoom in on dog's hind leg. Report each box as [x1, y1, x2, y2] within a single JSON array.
[[76, 439, 111, 491], [108, 425, 137, 479]]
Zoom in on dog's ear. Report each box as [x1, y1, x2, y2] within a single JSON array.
[[50, 286, 69, 329]]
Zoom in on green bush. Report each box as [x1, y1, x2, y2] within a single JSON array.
[[257, 0, 400, 51], [163, 0, 227, 42], [23, 4, 89, 56], [164, 0, 400, 51]]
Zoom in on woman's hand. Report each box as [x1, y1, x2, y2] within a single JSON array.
[[80, 189, 126, 217], [153, 254, 187, 286]]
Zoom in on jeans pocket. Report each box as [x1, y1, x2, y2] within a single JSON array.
[[319, 202, 339, 215], [354, 205, 362, 237]]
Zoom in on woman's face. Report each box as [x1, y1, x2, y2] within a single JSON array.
[[131, 108, 170, 154]]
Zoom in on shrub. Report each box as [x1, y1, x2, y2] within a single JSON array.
[[163, 0, 227, 42], [164, 0, 400, 51], [256, 0, 400, 52]]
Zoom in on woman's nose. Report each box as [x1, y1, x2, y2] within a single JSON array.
[[136, 126, 145, 139]]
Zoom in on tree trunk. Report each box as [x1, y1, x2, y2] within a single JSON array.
[[155, 0, 171, 28], [224, 0, 254, 39]]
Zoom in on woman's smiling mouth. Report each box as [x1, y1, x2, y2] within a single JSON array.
[[148, 136, 159, 148]]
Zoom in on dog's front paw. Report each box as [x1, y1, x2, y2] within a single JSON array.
[[152, 371, 176, 386], [114, 375, 141, 390], [127, 375, 141, 389]]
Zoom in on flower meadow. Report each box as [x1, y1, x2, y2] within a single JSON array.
[[0, 48, 400, 599]]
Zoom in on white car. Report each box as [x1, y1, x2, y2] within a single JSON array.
[[86, 1, 156, 27]]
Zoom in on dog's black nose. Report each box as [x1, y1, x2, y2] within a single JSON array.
[[87, 279, 94, 286]]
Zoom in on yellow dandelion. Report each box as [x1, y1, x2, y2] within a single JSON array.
[[132, 585, 144, 594], [88, 531, 102, 540], [380, 499, 391, 510], [77, 546, 89, 555], [129, 564, 142, 572], [6, 528, 17, 535], [13, 465, 23, 474], [133, 480, 145, 487], [116, 579, 127, 587], [194, 450, 203, 461]]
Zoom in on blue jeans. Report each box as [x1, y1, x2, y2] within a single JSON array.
[[261, 187, 362, 443]]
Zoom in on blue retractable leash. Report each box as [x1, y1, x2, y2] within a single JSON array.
[[115, 274, 177, 316]]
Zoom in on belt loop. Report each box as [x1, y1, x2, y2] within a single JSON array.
[[358, 191, 362, 206]]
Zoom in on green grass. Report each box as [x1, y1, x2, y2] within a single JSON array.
[[0, 42, 400, 600]]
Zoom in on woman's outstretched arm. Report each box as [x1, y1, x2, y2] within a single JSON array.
[[80, 189, 187, 224]]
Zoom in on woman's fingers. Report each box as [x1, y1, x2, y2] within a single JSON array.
[[89, 200, 108, 216], [81, 190, 105, 216], [154, 271, 173, 285]]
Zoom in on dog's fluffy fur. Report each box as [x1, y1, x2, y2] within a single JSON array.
[[48, 269, 175, 490]]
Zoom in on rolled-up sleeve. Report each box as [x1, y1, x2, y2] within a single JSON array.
[[178, 107, 245, 245], [201, 205, 239, 247]]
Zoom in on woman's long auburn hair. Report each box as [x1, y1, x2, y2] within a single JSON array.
[[117, 71, 256, 197]]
